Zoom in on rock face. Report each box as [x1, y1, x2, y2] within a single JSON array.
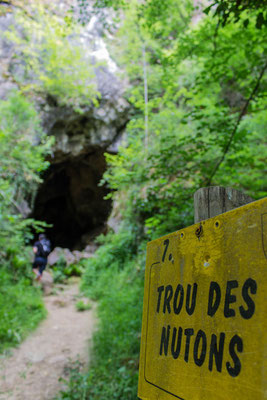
[[0, 2, 129, 249], [0, 9, 17, 98]]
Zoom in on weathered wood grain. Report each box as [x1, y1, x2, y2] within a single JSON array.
[[194, 186, 253, 223]]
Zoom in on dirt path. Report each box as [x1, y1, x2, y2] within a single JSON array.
[[0, 282, 95, 400]]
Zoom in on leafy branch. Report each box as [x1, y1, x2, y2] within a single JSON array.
[[5, 3, 100, 111], [205, 60, 267, 186]]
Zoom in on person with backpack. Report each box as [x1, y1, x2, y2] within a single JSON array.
[[32, 233, 51, 281]]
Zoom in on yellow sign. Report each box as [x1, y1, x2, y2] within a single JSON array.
[[138, 197, 267, 400]]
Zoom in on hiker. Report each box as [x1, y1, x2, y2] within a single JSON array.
[[32, 234, 51, 281]]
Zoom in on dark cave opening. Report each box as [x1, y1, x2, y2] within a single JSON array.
[[31, 151, 112, 250]]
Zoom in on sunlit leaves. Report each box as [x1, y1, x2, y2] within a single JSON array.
[[204, 0, 267, 29], [101, 0, 267, 240], [0, 91, 52, 255], [5, 2, 100, 111]]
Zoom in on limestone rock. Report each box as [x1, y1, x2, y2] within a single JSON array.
[[48, 246, 95, 267]]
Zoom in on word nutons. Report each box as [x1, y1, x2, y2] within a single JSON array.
[[156, 278, 257, 377], [159, 326, 242, 377]]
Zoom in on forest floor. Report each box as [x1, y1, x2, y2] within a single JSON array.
[[0, 279, 95, 400]]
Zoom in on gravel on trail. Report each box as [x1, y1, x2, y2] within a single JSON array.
[[0, 282, 95, 400]]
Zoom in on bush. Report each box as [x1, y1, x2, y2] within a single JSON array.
[[51, 255, 85, 283], [75, 300, 92, 312], [0, 266, 46, 353], [81, 226, 139, 299]]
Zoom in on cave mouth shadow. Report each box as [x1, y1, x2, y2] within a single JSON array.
[[31, 152, 112, 250]]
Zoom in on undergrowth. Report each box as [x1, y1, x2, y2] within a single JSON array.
[[0, 249, 46, 353], [51, 254, 85, 284]]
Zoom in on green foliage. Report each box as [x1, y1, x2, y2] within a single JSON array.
[[0, 278, 46, 352], [204, 0, 267, 29], [55, 360, 88, 400], [65, 264, 84, 277], [51, 257, 68, 283], [0, 90, 50, 187], [0, 90, 51, 352], [81, 227, 140, 299], [102, 0, 267, 238], [0, 90, 52, 258], [6, 2, 100, 111], [0, 251, 46, 353], [51, 255, 85, 283], [75, 300, 92, 312]]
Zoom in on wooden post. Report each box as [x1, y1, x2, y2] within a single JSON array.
[[194, 186, 254, 223]]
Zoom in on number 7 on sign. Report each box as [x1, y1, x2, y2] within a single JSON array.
[[162, 239, 169, 262]]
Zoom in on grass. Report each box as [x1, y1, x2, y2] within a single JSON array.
[[75, 300, 92, 312], [0, 267, 47, 353]]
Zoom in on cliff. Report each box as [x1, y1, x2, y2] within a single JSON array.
[[0, 0, 129, 248]]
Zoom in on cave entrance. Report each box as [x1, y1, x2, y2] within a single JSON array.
[[32, 151, 112, 250]]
